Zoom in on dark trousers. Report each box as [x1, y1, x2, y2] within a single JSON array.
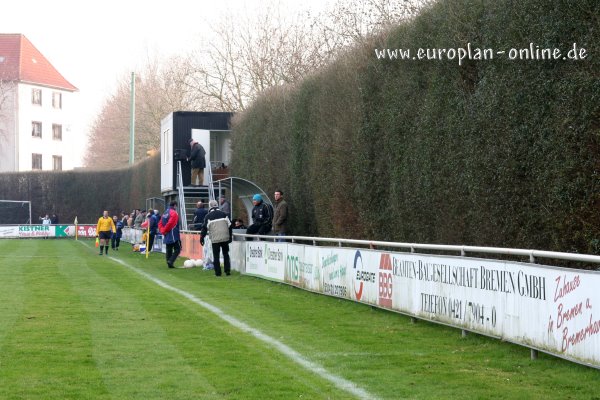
[[111, 236, 121, 249], [148, 232, 156, 251], [212, 242, 230, 276], [245, 224, 271, 240], [165, 240, 181, 266]]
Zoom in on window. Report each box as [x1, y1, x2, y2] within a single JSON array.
[[162, 129, 170, 164], [52, 92, 62, 109], [32, 154, 42, 170], [32, 89, 42, 105], [52, 124, 62, 140], [52, 155, 62, 171], [32, 121, 42, 138]]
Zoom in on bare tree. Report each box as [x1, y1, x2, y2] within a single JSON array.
[[314, 0, 434, 53], [187, 2, 329, 111], [84, 0, 434, 167], [84, 54, 214, 169], [0, 79, 12, 142], [186, 0, 433, 111]]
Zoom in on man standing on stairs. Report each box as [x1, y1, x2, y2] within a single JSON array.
[[193, 200, 208, 231], [187, 138, 206, 186], [96, 210, 116, 255]]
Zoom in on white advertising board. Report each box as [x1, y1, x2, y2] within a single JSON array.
[[0, 226, 19, 238], [245, 242, 285, 282], [285, 245, 321, 292], [0, 225, 78, 238], [244, 242, 600, 367], [18, 225, 53, 237]]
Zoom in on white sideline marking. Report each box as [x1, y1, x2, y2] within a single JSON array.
[[110, 257, 378, 400]]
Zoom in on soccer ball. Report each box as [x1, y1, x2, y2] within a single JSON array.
[[183, 259, 195, 268], [194, 259, 204, 268]]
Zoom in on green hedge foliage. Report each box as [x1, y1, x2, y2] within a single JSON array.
[[231, 0, 600, 254], [0, 155, 161, 224]]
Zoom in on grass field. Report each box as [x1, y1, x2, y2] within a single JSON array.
[[0, 239, 599, 399]]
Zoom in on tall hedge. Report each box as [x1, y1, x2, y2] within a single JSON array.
[[0, 155, 161, 224], [231, 0, 600, 254]]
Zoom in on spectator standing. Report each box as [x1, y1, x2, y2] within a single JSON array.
[[193, 200, 208, 231], [127, 214, 133, 227], [96, 210, 116, 255], [134, 209, 144, 228], [40, 214, 51, 239], [245, 194, 273, 240], [158, 201, 181, 268], [200, 200, 233, 276], [219, 196, 231, 219], [121, 212, 129, 226], [50, 214, 59, 224], [272, 190, 288, 242], [111, 215, 124, 251], [187, 138, 206, 186], [148, 210, 159, 252]]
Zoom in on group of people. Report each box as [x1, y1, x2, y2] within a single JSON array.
[[95, 212, 126, 255], [119, 209, 152, 229], [192, 196, 231, 231], [96, 209, 160, 255], [93, 189, 289, 275], [39, 214, 59, 225], [95, 204, 181, 264], [244, 190, 288, 241]]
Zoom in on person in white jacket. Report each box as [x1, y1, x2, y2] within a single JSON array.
[[200, 200, 233, 276]]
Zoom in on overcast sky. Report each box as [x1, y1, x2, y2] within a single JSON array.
[[4, 0, 328, 166]]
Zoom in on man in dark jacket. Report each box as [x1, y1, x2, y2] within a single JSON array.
[[272, 190, 288, 242], [200, 200, 233, 276], [192, 200, 208, 231], [158, 201, 181, 268], [111, 215, 124, 251], [148, 210, 159, 251], [245, 194, 273, 240], [187, 138, 206, 186]]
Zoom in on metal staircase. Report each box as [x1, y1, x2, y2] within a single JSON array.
[[176, 161, 222, 231]]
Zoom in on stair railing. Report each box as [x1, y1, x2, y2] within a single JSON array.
[[176, 161, 188, 230], [207, 158, 216, 203]]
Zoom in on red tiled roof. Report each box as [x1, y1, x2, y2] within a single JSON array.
[[0, 33, 77, 92]]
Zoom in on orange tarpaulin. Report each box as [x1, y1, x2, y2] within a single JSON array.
[[179, 231, 204, 260]]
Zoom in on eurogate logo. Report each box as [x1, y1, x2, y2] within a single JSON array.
[[353, 251, 376, 301], [353, 251, 364, 300]]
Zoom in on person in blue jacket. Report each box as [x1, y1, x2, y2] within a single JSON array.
[[148, 210, 159, 252], [111, 215, 124, 251], [158, 201, 181, 268]]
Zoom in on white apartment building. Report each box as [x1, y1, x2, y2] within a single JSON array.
[[0, 33, 78, 172]]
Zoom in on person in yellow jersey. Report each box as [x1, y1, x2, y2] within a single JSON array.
[[96, 210, 116, 255]]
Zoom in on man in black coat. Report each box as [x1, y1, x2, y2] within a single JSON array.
[[187, 138, 206, 186], [193, 200, 208, 231], [245, 194, 273, 240]]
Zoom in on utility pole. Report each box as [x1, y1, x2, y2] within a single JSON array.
[[129, 72, 136, 165]]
